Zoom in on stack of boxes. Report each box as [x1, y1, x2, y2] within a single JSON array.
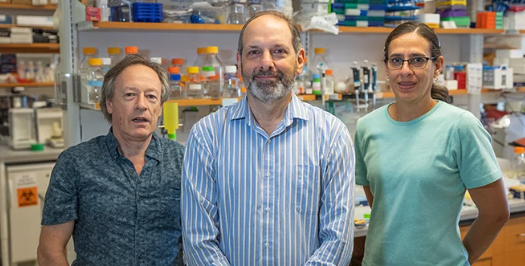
[[476, 11, 502, 29], [332, 0, 387, 27], [418, 13, 440, 28], [504, 6, 525, 31], [10, 28, 32, 44], [437, 0, 470, 28], [384, 0, 420, 27], [494, 48, 524, 87]]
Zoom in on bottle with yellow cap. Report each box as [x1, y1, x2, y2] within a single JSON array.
[[202, 46, 224, 96], [192, 48, 208, 68], [186, 66, 203, 99], [79, 47, 97, 74], [311, 47, 329, 79], [108, 47, 121, 67], [81, 58, 104, 105]]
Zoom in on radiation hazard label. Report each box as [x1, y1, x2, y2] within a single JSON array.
[[17, 186, 38, 207]]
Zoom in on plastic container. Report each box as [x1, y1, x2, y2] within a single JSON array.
[[85, 58, 104, 104], [109, 0, 132, 22], [172, 58, 185, 74], [324, 69, 335, 95], [79, 47, 97, 74], [453, 65, 466, 89], [193, 47, 207, 67], [125, 46, 138, 55], [169, 74, 184, 99], [512, 147, 525, 180], [132, 2, 163, 23], [203, 46, 224, 93], [101, 58, 112, 74], [202, 66, 221, 99], [168, 67, 180, 74], [191, 7, 224, 24], [223, 65, 240, 97], [311, 48, 329, 78], [445, 65, 454, 80], [247, 0, 264, 19], [312, 73, 321, 95], [107, 47, 121, 66], [163, 9, 192, 23], [97, 0, 110, 21], [228, 0, 246, 24], [163, 102, 179, 140], [186, 66, 203, 98]]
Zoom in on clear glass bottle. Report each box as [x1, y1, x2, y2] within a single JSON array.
[[101, 58, 112, 75], [107, 47, 121, 67], [311, 47, 329, 79], [185, 66, 203, 99], [202, 66, 221, 99], [109, 0, 132, 22], [172, 58, 185, 75], [79, 47, 97, 75], [169, 74, 183, 99], [203, 46, 223, 94], [324, 69, 335, 95], [223, 65, 240, 98], [227, 0, 246, 24], [193, 47, 207, 67], [85, 58, 104, 104], [312, 73, 321, 95], [512, 147, 525, 180], [246, 0, 263, 19]]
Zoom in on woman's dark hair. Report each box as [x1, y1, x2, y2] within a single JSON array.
[[383, 22, 450, 103]]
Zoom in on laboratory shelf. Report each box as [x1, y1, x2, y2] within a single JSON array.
[[165, 95, 317, 107], [0, 3, 56, 10], [377, 90, 468, 98], [0, 43, 59, 53], [0, 24, 54, 30], [337, 26, 504, 34], [0, 82, 54, 88]]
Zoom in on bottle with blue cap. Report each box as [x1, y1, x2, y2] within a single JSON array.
[[169, 73, 183, 99], [312, 73, 321, 95]]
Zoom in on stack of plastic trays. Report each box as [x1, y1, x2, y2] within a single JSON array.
[[333, 0, 386, 27], [437, 0, 470, 28], [132, 2, 163, 22], [385, 0, 420, 27]]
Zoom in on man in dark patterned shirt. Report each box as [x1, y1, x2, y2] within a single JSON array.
[[37, 54, 184, 266]]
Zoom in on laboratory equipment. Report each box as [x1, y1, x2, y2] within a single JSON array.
[[101, 58, 112, 74], [202, 66, 221, 99], [512, 146, 525, 180], [109, 0, 132, 22], [172, 58, 185, 74], [371, 63, 377, 91], [362, 60, 371, 93], [81, 58, 104, 105], [125, 46, 138, 55], [312, 74, 321, 95], [311, 48, 329, 78], [8, 108, 37, 150], [163, 102, 179, 140], [202, 46, 224, 93], [351, 61, 361, 93], [227, 0, 246, 24], [169, 74, 183, 99], [108, 47, 121, 66], [193, 47, 207, 67], [79, 47, 97, 75], [324, 69, 335, 95], [186, 66, 203, 98], [247, 0, 264, 19], [35, 108, 64, 148], [97, 0, 110, 21], [223, 65, 240, 98]]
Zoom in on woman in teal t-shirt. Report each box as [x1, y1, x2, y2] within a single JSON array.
[[355, 22, 510, 266]]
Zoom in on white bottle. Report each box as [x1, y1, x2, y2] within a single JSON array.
[[26, 61, 35, 81], [35, 61, 45, 82], [17, 60, 26, 80], [97, 0, 110, 21]]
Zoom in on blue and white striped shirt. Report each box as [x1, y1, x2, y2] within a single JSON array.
[[181, 94, 355, 266]]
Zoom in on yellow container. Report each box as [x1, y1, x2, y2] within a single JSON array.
[[163, 102, 179, 140]]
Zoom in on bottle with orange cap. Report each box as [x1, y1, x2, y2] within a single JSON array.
[[202, 46, 224, 96], [324, 69, 335, 95], [107, 47, 121, 67], [186, 66, 203, 99], [172, 58, 185, 75], [79, 47, 97, 74], [124, 46, 139, 56], [81, 58, 104, 105], [311, 47, 329, 80]]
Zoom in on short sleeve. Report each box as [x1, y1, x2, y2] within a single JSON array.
[[355, 119, 370, 186], [41, 150, 79, 225], [455, 112, 501, 189]]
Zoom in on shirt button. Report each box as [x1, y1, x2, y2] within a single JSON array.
[[266, 172, 270, 177], [296, 206, 301, 212], [265, 242, 269, 247], [265, 207, 270, 212]]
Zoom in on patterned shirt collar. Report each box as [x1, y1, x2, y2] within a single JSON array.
[[105, 128, 161, 161]]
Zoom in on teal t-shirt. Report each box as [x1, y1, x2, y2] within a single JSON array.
[[355, 101, 501, 266]]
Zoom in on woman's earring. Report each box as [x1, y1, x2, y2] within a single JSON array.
[[386, 77, 390, 82], [434, 77, 439, 82]]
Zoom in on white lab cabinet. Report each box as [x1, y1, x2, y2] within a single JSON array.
[[6, 163, 54, 265]]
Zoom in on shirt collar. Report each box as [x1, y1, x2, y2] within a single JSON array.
[[230, 93, 310, 123], [106, 128, 161, 162]]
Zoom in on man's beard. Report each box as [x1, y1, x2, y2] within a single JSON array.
[[242, 65, 297, 105]]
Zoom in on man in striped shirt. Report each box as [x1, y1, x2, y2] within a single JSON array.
[[182, 11, 355, 266]]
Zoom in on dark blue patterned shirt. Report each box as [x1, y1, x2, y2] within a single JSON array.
[[42, 130, 184, 266]]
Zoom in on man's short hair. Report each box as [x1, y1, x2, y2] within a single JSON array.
[[237, 11, 303, 57], [100, 54, 170, 123]]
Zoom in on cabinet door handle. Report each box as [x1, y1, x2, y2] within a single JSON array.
[[518, 233, 525, 237]]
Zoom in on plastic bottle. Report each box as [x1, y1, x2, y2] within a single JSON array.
[[445, 65, 454, 80], [108, 47, 121, 66], [101, 58, 112, 74], [163, 102, 179, 140], [26, 61, 35, 81], [97, 0, 110, 21], [150, 57, 163, 65], [312, 73, 321, 95], [247, 0, 263, 19], [79, 47, 97, 74], [169, 74, 183, 99], [109, 0, 132, 22], [85, 58, 104, 104], [512, 147, 525, 180], [35, 61, 45, 82], [172, 58, 185, 74], [17, 61, 26, 80], [125, 46, 138, 56], [202, 66, 221, 99], [193, 47, 207, 67], [311, 48, 329, 78], [324, 69, 335, 95], [223, 65, 240, 97], [203, 46, 224, 94], [227, 0, 246, 24], [168, 67, 179, 75], [186, 66, 203, 98]]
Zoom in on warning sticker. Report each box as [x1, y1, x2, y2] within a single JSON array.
[[15, 173, 37, 188], [17, 186, 38, 207]]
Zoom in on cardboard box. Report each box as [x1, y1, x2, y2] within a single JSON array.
[[86, 7, 100, 21]]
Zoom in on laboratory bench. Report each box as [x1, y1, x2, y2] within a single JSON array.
[[0, 144, 63, 266]]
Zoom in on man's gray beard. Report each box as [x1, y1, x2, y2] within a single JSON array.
[[243, 72, 296, 105]]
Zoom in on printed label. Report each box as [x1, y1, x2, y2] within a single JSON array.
[[189, 84, 202, 90]]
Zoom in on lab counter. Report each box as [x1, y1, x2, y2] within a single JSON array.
[[353, 198, 525, 238], [0, 144, 63, 164]]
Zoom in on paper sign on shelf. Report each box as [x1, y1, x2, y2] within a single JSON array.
[[467, 63, 483, 95], [15, 173, 38, 208]]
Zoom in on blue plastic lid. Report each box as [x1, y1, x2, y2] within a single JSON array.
[[312, 74, 321, 79], [170, 74, 181, 81], [453, 65, 464, 70]]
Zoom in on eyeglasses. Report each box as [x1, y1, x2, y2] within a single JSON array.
[[386, 57, 436, 70]]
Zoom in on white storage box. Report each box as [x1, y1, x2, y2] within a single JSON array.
[[418, 13, 440, 24], [445, 80, 458, 90], [483, 65, 514, 90], [16, 16, 53, 27], [496, 49, 523, 58]]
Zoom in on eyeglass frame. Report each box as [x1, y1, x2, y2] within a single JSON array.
[[385, 56, 437, 70]]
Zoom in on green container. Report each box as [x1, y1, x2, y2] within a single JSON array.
[[344, 3, 358, 8], [441, 16, 470, 27], [333, 9, 345, 14]]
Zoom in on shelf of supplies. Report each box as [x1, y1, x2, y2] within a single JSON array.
[[0, 82, 54, 88], [0, 24, 54, 30], [83, 21, 245, 32], [336, 26, 504, 34], [515, 87, 525, 92], [377, 90, 468, 98], [0, 43, 59, 53], [0, 3, 56, 10], [297, 94, 316, 101], [167, 95, 317, 106]]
